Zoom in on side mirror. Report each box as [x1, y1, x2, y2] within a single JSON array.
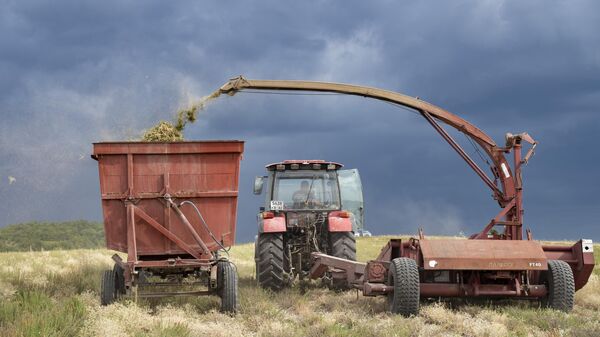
[[253, 176, 266, 195]]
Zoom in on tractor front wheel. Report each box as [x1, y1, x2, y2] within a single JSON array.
[[387, 257, 420, 316]]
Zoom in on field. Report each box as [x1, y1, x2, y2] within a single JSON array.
[[0, 236, 599, 337]]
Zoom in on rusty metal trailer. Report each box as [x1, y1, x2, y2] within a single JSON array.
[[92, 141, 244, 313], [216, 76, 595, 315]]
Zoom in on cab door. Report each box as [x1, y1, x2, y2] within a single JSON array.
[[337, 169, 364, 232]]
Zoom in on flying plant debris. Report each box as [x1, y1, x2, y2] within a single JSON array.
[[8, 176, 16, 185], [142, 90, 221, 142]]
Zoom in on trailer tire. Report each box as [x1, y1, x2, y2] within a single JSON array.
[[542, 260, 575, 312], [218, 261, 238, 314], [113, 264, 126, 296], [100, 269, 117, 305], [387, 258, 420, 316], [256, 233, 286, 291], [329, 232, 356, 290]]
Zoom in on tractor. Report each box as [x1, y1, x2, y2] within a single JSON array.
[[253, 160, 364, 290]]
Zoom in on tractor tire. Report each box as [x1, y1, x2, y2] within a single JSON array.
[[100, 269, 117, 305], [329, 232, 356, 290], [113, 264, 126, 296], [256, 233, 286, 291], [218, 260, 238, 314], [542, 260, 575, 312], [387, 257, 420, 316]]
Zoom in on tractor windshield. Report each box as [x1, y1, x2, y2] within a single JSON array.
[[272, 171, 340, 210]]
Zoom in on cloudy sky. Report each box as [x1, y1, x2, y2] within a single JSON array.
[[1, 1, 599, 242]]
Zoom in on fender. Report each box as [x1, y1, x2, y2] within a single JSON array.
[[259, 214, 286, 233], [328, 211, 353, 232]]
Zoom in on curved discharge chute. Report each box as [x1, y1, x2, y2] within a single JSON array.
[[218, 76, 537, 239]]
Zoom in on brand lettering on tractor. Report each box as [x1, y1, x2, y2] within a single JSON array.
[[529, 262, 542, 267]]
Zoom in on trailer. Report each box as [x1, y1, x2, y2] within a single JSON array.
[[92, 141, 244, 313], [216, 76, 595, 315]]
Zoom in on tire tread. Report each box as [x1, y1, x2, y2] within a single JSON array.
[[256, 233, 286, 290], [545, 259, 575, 312], [218, 261, 238, 313], [387, 257, 420, 316], [330, 232, 357, 289], [100, 269, 116, 305]]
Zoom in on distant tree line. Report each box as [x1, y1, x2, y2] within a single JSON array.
[[0, 220, 105, 251]]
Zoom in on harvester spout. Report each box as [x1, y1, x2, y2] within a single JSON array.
[[219, 75, 249, 96]]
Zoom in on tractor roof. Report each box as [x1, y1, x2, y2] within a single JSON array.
[[266, 160, 343, 171]]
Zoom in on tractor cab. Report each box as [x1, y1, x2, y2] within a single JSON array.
[[254, 160, 364, 231]]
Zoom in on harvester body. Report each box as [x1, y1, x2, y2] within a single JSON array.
[[217, 76, 595, 315]]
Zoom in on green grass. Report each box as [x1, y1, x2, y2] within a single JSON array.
[[0, 221, 104, 252], [0, 237, 598, 336], [0, 292, 86, 337]]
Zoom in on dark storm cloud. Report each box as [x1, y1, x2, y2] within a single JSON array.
[[1, 0, 599, 242]]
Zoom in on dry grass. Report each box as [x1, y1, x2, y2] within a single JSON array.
[[142, 121, 184, 142], [142, 90, 221, 142], [0, 237, 598, 337]]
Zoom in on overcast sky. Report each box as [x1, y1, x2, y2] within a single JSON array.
[[1, 1, 599, 242]]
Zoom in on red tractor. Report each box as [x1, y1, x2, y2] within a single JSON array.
[[253, 160, 364, 290]]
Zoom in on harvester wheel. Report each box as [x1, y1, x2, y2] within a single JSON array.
[[542, 260, 575, 312], [256, 233, 286, 291], [218, 261, 238, 314], [100, 269, 117, 305], [329, 232, 356, 290], [387, 258, 420, 316]]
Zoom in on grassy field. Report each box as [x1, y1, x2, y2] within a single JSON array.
[[0, 236, 599, 337], [0, 221, 104, 252]]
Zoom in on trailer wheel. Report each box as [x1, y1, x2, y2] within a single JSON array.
[[256, 233, 287, 291], [100, 269, 117, 305], [387, 258, 420, 316], [329, 232, 356, 290], [113, 264, 126, 296], [542, 260, 575, 312], [218, 261, 238, 314]]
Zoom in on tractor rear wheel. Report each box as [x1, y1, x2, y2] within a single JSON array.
[[100, 269, 117, 305], [387, 257, 420, 316], [218, 260, 238, 314], [256, 233, 287, 291], [329, 232, 356, 290], [542, 260, 575, 312]]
